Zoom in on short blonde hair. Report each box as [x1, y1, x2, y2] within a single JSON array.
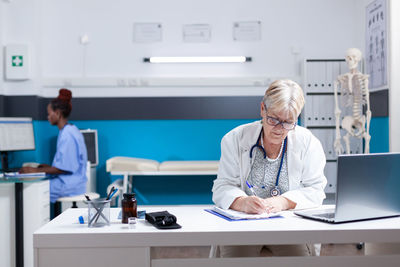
[[262, 79, 305, 120]]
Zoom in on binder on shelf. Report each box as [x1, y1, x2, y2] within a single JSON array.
[[311, 95, 322, 126], [325, 62, 334, 93], [321, 95, 335, 126], [325, 129, 336, 160], [317, 61, 326, 92], [305, 61, 314, 93], [310, 61, 318, 92], [304, 95, 314, 127], [332, 61, 341, 86]]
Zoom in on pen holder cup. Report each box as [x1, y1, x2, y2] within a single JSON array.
[[87, 199, 111, 227]]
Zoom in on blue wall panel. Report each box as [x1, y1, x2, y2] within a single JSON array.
[[8, 117, 389, 205], [369, 117, 389, 153], [76, 119, 253, 204]]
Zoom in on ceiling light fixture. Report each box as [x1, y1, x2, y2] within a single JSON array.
[[143, 56, 252, 63]]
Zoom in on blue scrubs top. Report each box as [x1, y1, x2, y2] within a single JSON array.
[[50, 124, 88, 203]]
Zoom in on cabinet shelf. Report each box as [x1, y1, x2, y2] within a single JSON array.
[[302, 58, 362, 193]]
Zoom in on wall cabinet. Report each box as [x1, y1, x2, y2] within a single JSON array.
[[302, 59, 363, 193]]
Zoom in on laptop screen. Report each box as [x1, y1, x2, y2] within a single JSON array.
[[334, 153, 400, 222]]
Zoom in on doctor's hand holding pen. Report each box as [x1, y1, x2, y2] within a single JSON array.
[[229, 181, 295, 214], [230, 195, 267, 214], [230, 195, 295, 214]]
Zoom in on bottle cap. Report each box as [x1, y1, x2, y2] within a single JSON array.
[[123, 193, 135, 199]]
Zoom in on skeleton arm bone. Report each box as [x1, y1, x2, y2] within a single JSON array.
[[343, 132, 351, 155], [363, 76, 372, 153], [334, 79, 344, 155]]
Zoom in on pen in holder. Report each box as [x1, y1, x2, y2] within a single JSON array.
[[87, 198, 111, 227]]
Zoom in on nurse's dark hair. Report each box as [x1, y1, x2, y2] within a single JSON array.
[[50, 88, 72, 118]]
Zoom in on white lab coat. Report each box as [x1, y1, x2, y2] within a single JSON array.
[[212, 120, 327, 210]]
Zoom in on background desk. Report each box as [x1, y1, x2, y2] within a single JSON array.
[[34, 205, 400, 267], [0, 175, 50, 267]]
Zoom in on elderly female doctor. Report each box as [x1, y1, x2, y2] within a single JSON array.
[[212, 79, 327, 257]]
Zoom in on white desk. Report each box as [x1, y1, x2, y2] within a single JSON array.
[[34, 205, 400, 267], [1, 176, 49, 267]]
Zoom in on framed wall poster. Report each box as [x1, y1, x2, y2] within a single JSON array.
[[133, 23, 162, 43], [233, 21, 261, 41], [183, 24, 211, 42], [366, 0, 388, 90]]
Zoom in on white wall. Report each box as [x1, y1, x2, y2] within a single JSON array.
[[0, 1, 4, 95], [389, 0, 400, 152], [2, 0, 369, 97], [2, 0, 42, 96]]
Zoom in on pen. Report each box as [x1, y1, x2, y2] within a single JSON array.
[[106, 186, 115, 200], [107, 188, 118, 200], [246, 181, 258, 197]]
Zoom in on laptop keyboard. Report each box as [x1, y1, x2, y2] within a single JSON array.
[[294, 209, 336, 223], [314, 212, 335, 219], [312, 212, 336, 222]]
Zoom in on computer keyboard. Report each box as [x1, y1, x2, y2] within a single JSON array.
[[1, 167, 20, 172]]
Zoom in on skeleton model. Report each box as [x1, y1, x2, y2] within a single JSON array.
[[334, 48, 372, 155]]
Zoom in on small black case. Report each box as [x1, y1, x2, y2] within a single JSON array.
[[145, 211, 181, 229]]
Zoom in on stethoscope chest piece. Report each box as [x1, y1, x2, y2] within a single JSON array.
[[270, 187, 281, 197]]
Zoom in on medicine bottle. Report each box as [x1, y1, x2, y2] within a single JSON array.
[[122, 193, 137, 223]]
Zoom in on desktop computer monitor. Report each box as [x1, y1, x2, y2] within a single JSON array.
[[80, 129, 98, 167], [0, 117, 35, 152]]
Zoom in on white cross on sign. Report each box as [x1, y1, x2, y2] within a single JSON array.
[[12, 55, 23, 67]]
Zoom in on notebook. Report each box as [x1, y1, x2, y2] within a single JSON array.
[[294, 153, 400, 223]]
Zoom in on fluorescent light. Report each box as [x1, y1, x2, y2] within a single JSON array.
[[143, 56, 251, 63]]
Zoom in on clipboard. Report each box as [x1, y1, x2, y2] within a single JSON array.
[[205, 207, 283, 221]]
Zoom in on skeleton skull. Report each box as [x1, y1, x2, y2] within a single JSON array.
[[345, 48, 362, 71]]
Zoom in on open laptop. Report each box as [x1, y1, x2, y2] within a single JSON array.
[[294, 153, 400, 223]]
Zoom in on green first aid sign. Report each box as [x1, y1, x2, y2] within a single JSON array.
[[12, 55, 23, 67]]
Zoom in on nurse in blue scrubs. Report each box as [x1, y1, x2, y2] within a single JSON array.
[[20, 88, 88, 204]]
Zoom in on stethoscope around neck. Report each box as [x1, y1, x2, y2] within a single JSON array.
[[247, 129, 287, 197]]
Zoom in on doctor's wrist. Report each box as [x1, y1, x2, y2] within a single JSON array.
[[281, 196, 296, 210], [230, 196, 246, 212]]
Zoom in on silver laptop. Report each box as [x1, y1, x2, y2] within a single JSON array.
[[295, 153, 400, 223]]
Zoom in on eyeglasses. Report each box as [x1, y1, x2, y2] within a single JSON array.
[[265, 115, 296, 130]]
